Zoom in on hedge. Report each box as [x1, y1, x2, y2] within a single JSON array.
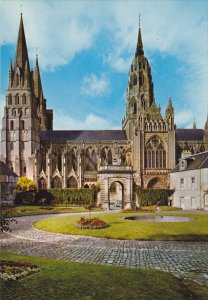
[[136, 186, 174, 206], [36, 188, 98, 206]]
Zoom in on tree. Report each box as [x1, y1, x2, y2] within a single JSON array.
[[15, 176, 38, 205], [16, 176, 37, 193]]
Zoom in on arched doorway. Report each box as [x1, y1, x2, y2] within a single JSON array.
[[67, 176, 78, 188], [109, 181, 124, 208], [52, 176, 62, 188], [84, 184, 89, 188]]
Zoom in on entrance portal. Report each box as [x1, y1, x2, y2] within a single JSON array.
[[109, 181, 123, 208]]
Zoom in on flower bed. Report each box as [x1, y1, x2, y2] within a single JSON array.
[[76, 217, 108, 229], [0, 259, 41, 281]]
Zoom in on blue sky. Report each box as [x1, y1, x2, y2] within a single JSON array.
[[0, 0, 208, 131]]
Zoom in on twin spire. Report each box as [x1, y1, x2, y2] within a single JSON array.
[[14, 13, 29, 70], [12, 13, 43, 98]]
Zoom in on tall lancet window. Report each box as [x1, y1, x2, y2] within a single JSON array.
[[15, 94, 19, 105], [145, 136, 166, 169], [16, 68, 20, 86]]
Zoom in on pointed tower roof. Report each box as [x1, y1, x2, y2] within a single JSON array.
[[193, 118, 197, 129], [34, 55, 43, 99], [167, 96, 173, 109], [14, 14, 30, 70], [205, 114, 208, 130], [135, 16, 144, 56]]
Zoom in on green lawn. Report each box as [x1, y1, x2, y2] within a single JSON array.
[[4, 205, 102, 217], [34, 212, 208, 241], [1, 251, 207, 300]]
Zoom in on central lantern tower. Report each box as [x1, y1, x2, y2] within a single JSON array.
[[122, 25, 175, 188]]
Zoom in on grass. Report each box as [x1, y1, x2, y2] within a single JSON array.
[[3, 205, 102, 217], [1, 251, 207, 300], [34, 211, 208, 241]]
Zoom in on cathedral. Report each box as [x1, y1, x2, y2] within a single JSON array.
[[1, 15, 208, 208]]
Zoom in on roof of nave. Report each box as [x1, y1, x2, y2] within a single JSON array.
[[0, 161, 18, 177], [171, 151, 208, 173], [176, 128, 204, 141], [40, 130, 128, 143]]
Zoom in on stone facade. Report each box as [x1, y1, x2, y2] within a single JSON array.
[[170, 152, 208, 210], [1, 15, 208, 207]]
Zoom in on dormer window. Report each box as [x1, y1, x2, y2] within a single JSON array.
[[179, 159, 187, 170]]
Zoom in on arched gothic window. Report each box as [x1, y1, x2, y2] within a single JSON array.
[[145, 136, 166, 169], [107, 149, 112, 165], [21, 120, 25, 130], [38, 178, 47, 189], [10, 120, 14, 130], [133, 74, 137, 86], [133, 102, 137, 114], [22, 94, 27, 105], [52, 176, 62, 188], [85, 148, 97, 171], [72, 149, 77, 171], [139, 73, 144, 86], [141, 95, 145, 110], [15, 94, 19, 105], [67, 176, 78, 188], [8, 94, 12, 105]]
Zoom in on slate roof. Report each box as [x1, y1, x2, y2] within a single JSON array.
[[0, 161, 18, 177], [171, 151, 208, 173], [40, 130, 128, 143], [176, 128, 204, 141]]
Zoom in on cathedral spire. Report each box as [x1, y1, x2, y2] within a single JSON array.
[[14, 14, 30, 70], [135, 16, 144, 56], [205, 114, 208, 130], [34, 55, 43, 99], [193, 118, 196, 129]]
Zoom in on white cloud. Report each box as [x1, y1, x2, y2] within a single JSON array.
[[175, 110, 194, 129], [0, 0, 207, 128], [1, 0, 103, 70], [54, 111, 119, 130], [81, 73, 110, 96]]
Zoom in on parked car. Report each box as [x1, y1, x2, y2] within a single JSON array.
[[114, 202, 122, 208]]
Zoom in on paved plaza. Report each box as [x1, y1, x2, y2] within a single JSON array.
[[1, 212, 208, 286]]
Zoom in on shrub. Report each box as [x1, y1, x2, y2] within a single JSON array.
[[15, 177, 38, 205], [0, 203, 17, 232], [136, 186, 174, 207], [15, 176, 37, 193], [36, 187, 99, 206]]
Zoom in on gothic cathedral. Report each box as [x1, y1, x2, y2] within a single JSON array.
[[1, 15, 208, 208]]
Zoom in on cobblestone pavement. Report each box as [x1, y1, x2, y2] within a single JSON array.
[[1, 212, 208, 286]]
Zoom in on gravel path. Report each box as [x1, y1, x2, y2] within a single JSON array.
[[1, 211, 208, 286]]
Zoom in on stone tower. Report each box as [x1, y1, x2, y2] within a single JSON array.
[[1, 14, 53, 179], [122, 25, 175, 188]]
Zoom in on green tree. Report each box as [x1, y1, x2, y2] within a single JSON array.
[[15, 176, 37, 193], [15, 177, 38, 205]]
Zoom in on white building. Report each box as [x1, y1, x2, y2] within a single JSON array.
[[170, 151, 208, 210]]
